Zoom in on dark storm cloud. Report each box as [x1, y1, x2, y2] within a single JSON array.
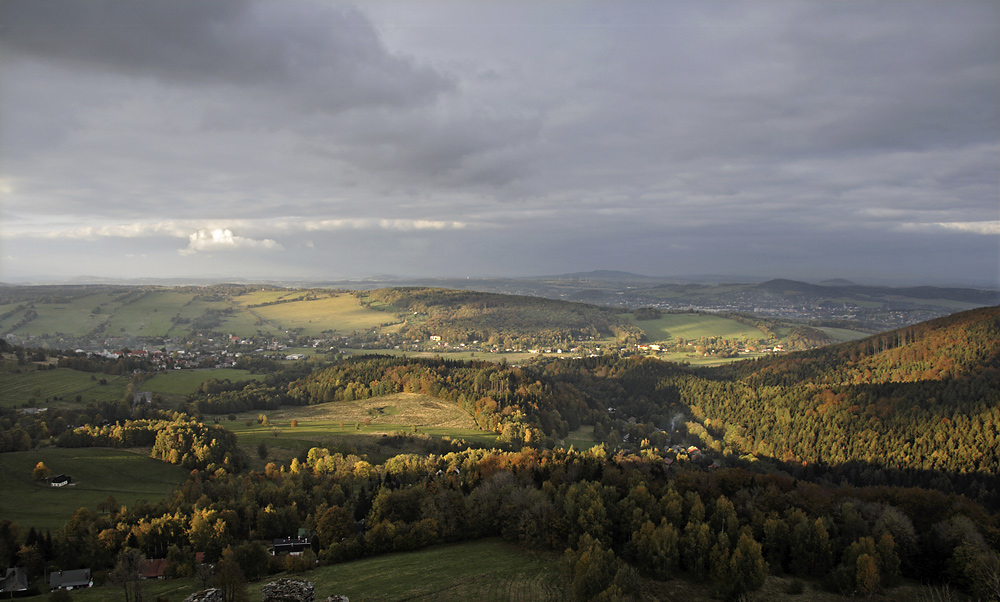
[[0, 0, 452, 109]]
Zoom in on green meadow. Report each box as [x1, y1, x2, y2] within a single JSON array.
[[8, 537, 934, 602], [2, 293, 120, 336], [628, 313, 767, 343], [11, 539, 561, 602], [0, 289, 399, 340], [0, 368, 130, 409], [657, 351, 768, 367], [562, 425, 597, 450], [0, 447, 189, 531], [815, 326, 870, 342], [224, 393, 497, 466], [103, 291, 195, 337], [248, 539, 563, 602], [236, 293, 394, 336], [142, 368, 265, 396]]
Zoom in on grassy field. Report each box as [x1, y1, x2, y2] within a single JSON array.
[[142, 368, 265, 396], [233, 293, 393, 336], [0, 448, 189, 531], [10, 539, 561, 602], [0, 289, 404, 340], [224, 393, 496, 466], [102, 292, 186, 337], [3, 293, 120, 336], [628, 313, 767, 343], [249, 539, 563, 602], [656, 351, 768, 367], [562, 425, 597, 450], [9, 537, 938, 602], [815, 326, 870, 343], [0, 368, 130, 409]]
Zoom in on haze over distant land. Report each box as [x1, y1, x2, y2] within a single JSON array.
[[1, 1, 997, 287]]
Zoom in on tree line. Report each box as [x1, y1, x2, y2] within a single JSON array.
[[3, 445, 997, 600]]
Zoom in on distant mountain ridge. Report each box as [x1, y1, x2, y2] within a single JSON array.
[[535, 270, 659, 281], [755, 278, 999, 305]]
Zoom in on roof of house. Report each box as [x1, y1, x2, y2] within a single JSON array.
[[2, 568, 28, 592], [271, 537, 311, 551], [49, 568, 92, 589], [141, 558, 168, 579], [51, 474, 71, 483]]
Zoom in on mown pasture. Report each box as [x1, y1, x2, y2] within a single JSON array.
[[0, 447, 189, 531], [224, 393, 496, 466], [142, 368, 265, 396], [627, 312, 767, 343], [102, 291, 195, 337], [8, 537, 936, 602], [0, 368, 129, 409], [0, 289, 400, 341], [246, 539, 563, 602], [562, 425, 597, 450], [815, 326, 869, 342], [233, 292, 395, 336], [657, 351, 768, 367], [1, 293, 120, 336]]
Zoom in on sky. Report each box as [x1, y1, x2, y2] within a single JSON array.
[[1, 1, 998, 286]]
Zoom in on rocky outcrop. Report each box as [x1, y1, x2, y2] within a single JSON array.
[[183, 589, 223, 602], [261, 578, 315, 602], [325, 597, 349, 602]]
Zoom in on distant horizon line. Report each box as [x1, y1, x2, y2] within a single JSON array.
[[2, 271, 998, 290]]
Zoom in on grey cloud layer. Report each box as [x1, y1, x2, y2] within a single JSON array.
[[1, 1, 997, 284]]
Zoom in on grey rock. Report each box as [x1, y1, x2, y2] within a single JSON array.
[[183, 589, 223, 602], [261, 578, 316, 602]]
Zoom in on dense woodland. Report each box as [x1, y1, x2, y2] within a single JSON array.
[[1, 443, 998, 600], [1, 305, 999, 599]]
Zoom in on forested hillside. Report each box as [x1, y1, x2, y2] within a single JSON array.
[[564, 306, 1000, 505]]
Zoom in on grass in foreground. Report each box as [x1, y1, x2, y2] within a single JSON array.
[[247, 539, 562, 602], [0, 448, 189, 531], [14, 539, 940, 602]]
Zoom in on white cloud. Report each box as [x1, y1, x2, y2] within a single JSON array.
[[181, 228, 282, 255], [935, 221, 1000, 235], [17, 221, 193, 239], [284, 218, 470, 232], [899, 221, 1000, 235], [6, 217, 474, 241]]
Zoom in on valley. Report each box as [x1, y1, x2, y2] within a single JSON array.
[[1, 285, 998, 602]]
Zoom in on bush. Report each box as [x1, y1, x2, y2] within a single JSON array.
[[786, 578, 805, 595]]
